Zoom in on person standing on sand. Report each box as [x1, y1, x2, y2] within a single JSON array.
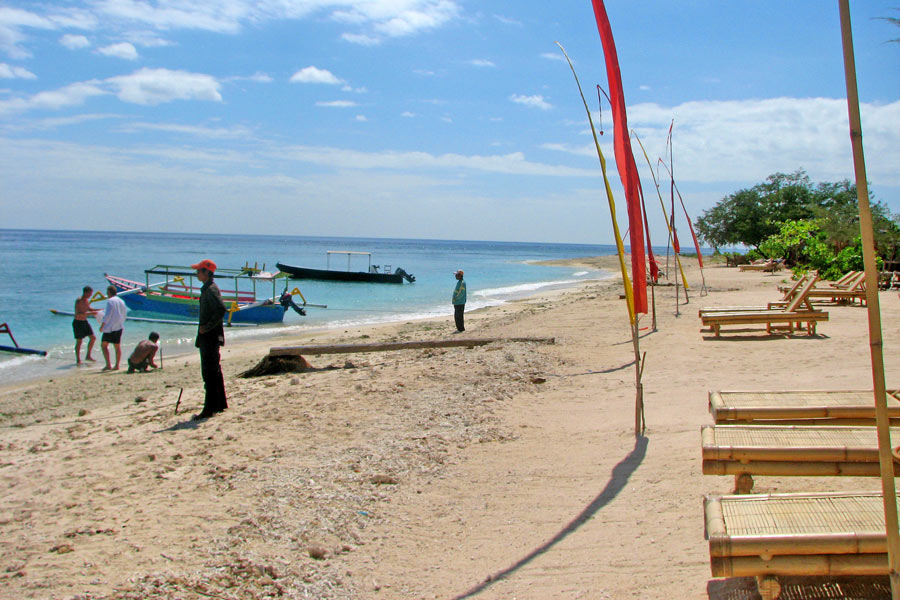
[[452, 269, 466, 333], [73, 286, 99, 364], [192, 259, 228, 420], [100, 285, 127, 371]]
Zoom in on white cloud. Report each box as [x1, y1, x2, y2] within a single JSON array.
[[468, 58, 495, 68], [106, 68, 221, 105], [540, 52, 565, 62], [0, 62, 36, 79], [290, 66, 343, 85], [510, 94, 552, 110], [355, 114, 367, 122], [274, 145, 594, 177], [547, 97, 900, 187], [316, 100, 357, 108], [122, 31, 172, 48], [0, 67, 223, 114], [0, 81, 107, 115], [0, 6, 57, 59], [334, 1, 460, 40], [401, 111, 416, 118], [97, 41, 138, 60], [119, 121, 254, 139], [341, 32, 380, 46], [60, 34, 90, 49], [494, 14, 521, 26], [0, 113, 122, 132]]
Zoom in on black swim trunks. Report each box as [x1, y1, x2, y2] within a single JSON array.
[[72, 319, 93, 339], [101, 329, 123, 344]]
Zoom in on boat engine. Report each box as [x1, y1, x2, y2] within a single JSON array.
[[395, 268, 416, 283]]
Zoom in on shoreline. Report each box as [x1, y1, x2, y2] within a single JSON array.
[[0, 261, 613, 392], [5, 255, 895, 599]]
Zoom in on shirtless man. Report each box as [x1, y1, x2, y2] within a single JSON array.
[[127, 332, 160, 373], [73, 286, 99, 364]]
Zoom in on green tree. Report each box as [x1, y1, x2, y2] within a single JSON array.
[[695, 170, 816, 251]]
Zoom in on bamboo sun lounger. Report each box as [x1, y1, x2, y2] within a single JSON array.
[[700, 275, 828, 337], [779, 270, 859, 293], [739, 258, 783, 272], [701, 424, 900, 493], [705, 490, 898, 600], [805, 271, 868, 306], [776, 271, 868, 306], [708, 389, 900, 426], [699, 272, 815, 316]]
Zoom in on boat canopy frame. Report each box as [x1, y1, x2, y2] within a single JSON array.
[[326, 251, 385, 274], [142, 264, 287, 307]]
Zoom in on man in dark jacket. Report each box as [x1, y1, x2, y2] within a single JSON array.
[[191, 259, 228, 420]]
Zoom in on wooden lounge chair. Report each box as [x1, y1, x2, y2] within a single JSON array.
[[705, 490, 897, 600], [777, 270, 859, 293], [699, 272, 815, 316], [805, 271, 868, 306], [739, 258, 783, 272], [701, 424, 900, 493], [708, 389, 900, 426], [700, 275, 827, 337]]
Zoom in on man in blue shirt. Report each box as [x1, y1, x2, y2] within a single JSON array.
[[452, 270, 466, 333]]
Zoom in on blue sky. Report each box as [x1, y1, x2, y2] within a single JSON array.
[[1, 1, 898, 244]]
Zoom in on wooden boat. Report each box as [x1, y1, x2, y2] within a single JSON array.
[[277, 251, 415, 284], [104, 264, 294, 324]]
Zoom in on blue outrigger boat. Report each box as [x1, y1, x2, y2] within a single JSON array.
[[104, 264, 319, 325]]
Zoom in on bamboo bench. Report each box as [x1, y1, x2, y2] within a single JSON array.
[[705, 491, 896, 600], [708, 389, 900, 426], [701, 424, 900, 493]]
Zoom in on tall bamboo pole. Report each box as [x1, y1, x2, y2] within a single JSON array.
[[838, 3, 900, 597]]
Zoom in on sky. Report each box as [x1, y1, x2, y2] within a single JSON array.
[[1, 0, 898, 245]]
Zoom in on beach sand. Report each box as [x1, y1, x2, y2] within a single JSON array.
[[1, 256, 898, 599]]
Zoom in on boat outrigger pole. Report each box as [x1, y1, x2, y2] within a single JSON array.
[[0, 322, 47, 356]]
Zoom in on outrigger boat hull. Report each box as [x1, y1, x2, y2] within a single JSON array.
[[106, 275, 284, 324], [276, 263, 406, 283]]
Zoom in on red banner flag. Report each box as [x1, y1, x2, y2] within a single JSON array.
[[640, 184, 659, 283], [590, 0, 647, 314]]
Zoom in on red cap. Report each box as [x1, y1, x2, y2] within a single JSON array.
[[191, 259, 217, 273]]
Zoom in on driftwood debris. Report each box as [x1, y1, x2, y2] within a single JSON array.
[[240, 354, 314, 378], [267, 336, 555, 357], [241, 337, 555, 378]]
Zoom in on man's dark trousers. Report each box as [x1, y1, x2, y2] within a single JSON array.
[[454, 304, 465, 332], [198, 332, 227, 414]]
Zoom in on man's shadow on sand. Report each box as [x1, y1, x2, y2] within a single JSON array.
[[452, 435, 648, 600], [153, 418, 204, 433]]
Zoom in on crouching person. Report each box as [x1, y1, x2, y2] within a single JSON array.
[[127, 332, 160, 373]]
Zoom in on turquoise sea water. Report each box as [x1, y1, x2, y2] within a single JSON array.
[[0, 229, 619, 383]]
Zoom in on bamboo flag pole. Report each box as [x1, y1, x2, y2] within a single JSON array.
[[838, 2, 900, 597], [556, 41, 644, 436]]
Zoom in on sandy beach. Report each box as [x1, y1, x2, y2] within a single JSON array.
[[2, 256, 898, 600]]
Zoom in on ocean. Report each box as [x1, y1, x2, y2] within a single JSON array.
[[0, 229, 618, 384]]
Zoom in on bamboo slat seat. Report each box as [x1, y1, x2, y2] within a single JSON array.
[[705, 491, 896, 600], [709, 389, 900, 426], [700, 274, 828, 337], [701, 424, 900, 492]]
